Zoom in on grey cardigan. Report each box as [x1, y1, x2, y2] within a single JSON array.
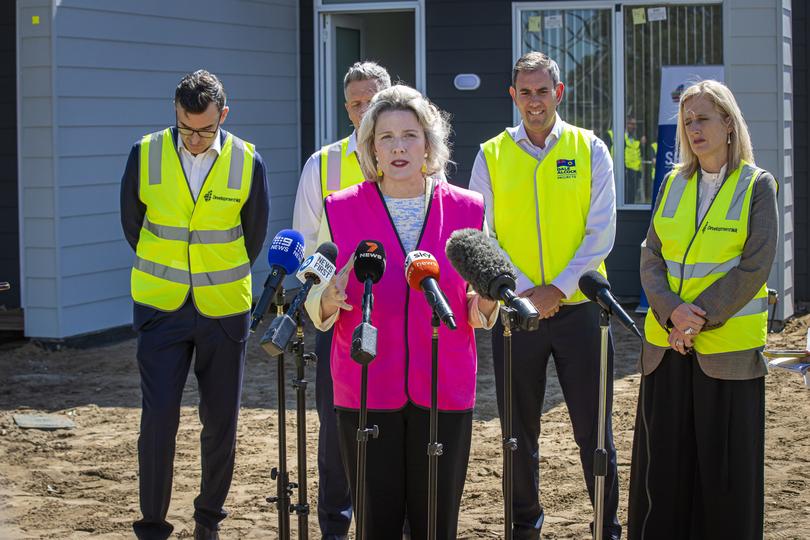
[[640, 168, 779, 380]]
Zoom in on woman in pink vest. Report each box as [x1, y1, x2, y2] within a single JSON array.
[[304, 85, 499, 539]]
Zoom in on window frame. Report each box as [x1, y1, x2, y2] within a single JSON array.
[[512, 0, 724, 210]]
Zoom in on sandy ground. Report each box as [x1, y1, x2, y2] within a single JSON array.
[[0, 312, 808, 539]]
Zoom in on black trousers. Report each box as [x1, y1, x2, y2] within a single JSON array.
[[315, 329, 353, 535], [627, 349, 765, 540], [492, 302, 621, 540], [132, 301, 246, 540], [336, 404, 472, 540]]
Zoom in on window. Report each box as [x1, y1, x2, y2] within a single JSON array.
[[514, 2, 723, 208], [622, 4, 723, 205]]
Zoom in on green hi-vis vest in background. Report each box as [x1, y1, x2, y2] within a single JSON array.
[[644, 162, 769, 354], [320, 136, 365, 199], [482, 125, 607, 305], [131, 128, 255, 317]]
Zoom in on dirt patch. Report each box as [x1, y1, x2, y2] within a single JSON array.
[[1, 313, 808, 539]]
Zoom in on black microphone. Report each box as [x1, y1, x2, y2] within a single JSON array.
[[445, 228, 540, 331], [250, 229, 306, 332], [578, 270, 642, 339], [351, 240, 386, 365], [405, 251, 456, 330], [261, 242, 339, 356]]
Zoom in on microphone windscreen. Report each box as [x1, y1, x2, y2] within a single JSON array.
[[404, 251, 440, 291], [354, 240, 386, 284], [445, 228, 515, 301], [315, 241, 339, 265], [578, 270, 610, 303], [267, 229, 305, 274]]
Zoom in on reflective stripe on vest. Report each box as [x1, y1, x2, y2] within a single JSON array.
[[482, 126, 607, 304], [131, 128, 255, 317], [643, 162, 769, 354], [320, 136, 365, 198]]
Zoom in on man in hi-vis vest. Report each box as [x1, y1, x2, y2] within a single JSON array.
[[469, 52, 620, 540], [121, 70, 269, 540], [292, 61, 390, 540]]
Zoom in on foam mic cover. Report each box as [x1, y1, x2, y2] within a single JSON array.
[[405, 251, 440, 290], [445, 228, 516, 301], [296, 241, 338, 285], [354, 240, 386, 284], [579, 270, 611, 301], [267, 229, 306, 274]]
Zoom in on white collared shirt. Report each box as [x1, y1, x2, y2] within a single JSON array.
[[293, 131, 360, 256], [468, 114, 617, 299], [177, 129, 222, 201]]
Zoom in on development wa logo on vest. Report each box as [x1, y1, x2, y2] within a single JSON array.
[[556, 159, 577, 180], [203, 189, 241, 204], [702, 221, 738, 234]]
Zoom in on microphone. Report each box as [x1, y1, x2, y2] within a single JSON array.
[[261, 242, 339, 356], [351, 240, 386, 365], [405, 251, 456, 330], [445, 228, 540, 331], [578, 270, 642, 339], [250, 229, 305, 332]]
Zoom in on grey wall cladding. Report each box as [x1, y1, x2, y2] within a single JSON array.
[[18, 0, 299, 338]]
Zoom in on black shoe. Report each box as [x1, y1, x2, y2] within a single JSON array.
[[193, 523, 220, 540]]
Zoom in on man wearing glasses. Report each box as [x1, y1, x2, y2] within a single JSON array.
[[120, 70, 270, 540]]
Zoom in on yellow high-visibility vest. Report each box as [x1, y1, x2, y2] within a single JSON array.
[[320, 136, 365, 198], [608, 129, 642, 171], [644, 161, 769, 353], [131, 128, 255, 317], [482, 126, 607, 304]]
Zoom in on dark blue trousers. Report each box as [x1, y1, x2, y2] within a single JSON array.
[[132, 301, 247, 540], [492, 302, 621, 540], [315, 328, 353, 536]]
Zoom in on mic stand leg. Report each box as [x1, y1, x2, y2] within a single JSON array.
[[266, 301, 292, 540], [427, 313, 443, 540], [291, 313, 313, 540], [355, 363, 378, 540], [500, 307, 518, 540], [593, 308, 610, 540]]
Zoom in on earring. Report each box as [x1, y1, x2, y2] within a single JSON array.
[[727, 133, 731, 144], [421, 163, 427, 175], [377, 164, 383, 177]]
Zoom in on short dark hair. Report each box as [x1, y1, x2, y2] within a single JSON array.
[[174, 70, 227, 113], [512, 51, 561, 88]]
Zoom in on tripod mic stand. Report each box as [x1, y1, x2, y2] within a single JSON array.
[[427, 313, 443, 540], [290, 311, 315, 539], [593, 308, 610, 540], [263, 288, 315, 540], [500, 306, 519, 540]]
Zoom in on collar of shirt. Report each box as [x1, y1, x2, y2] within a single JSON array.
[[346, 130, 358, 157], [508, 113, 564, 155], [176, 128, 223, 157], [700, 163, 727, 185]]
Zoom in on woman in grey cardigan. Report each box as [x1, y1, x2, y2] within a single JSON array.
[[628, 80, 778, 540]]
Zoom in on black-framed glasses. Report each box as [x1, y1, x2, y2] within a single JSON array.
[[176, 117, 220, 140]]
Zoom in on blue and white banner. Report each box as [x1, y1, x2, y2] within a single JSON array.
[[637, 65, 724, 314]]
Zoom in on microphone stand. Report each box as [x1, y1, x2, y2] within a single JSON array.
[[499, 306, 518, 540], [427, 312, 443, 540], [266, 288, 292, 540], [592, 308, 610, 540], [290, 311, 315, 540], [351, 278, 379, 540]]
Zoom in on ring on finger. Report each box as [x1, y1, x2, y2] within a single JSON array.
[[684, 327, 695, 335], [675, 339, 683, 347]]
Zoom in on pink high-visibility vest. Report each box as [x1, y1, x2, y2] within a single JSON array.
[[325, 180, 485, 411]]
